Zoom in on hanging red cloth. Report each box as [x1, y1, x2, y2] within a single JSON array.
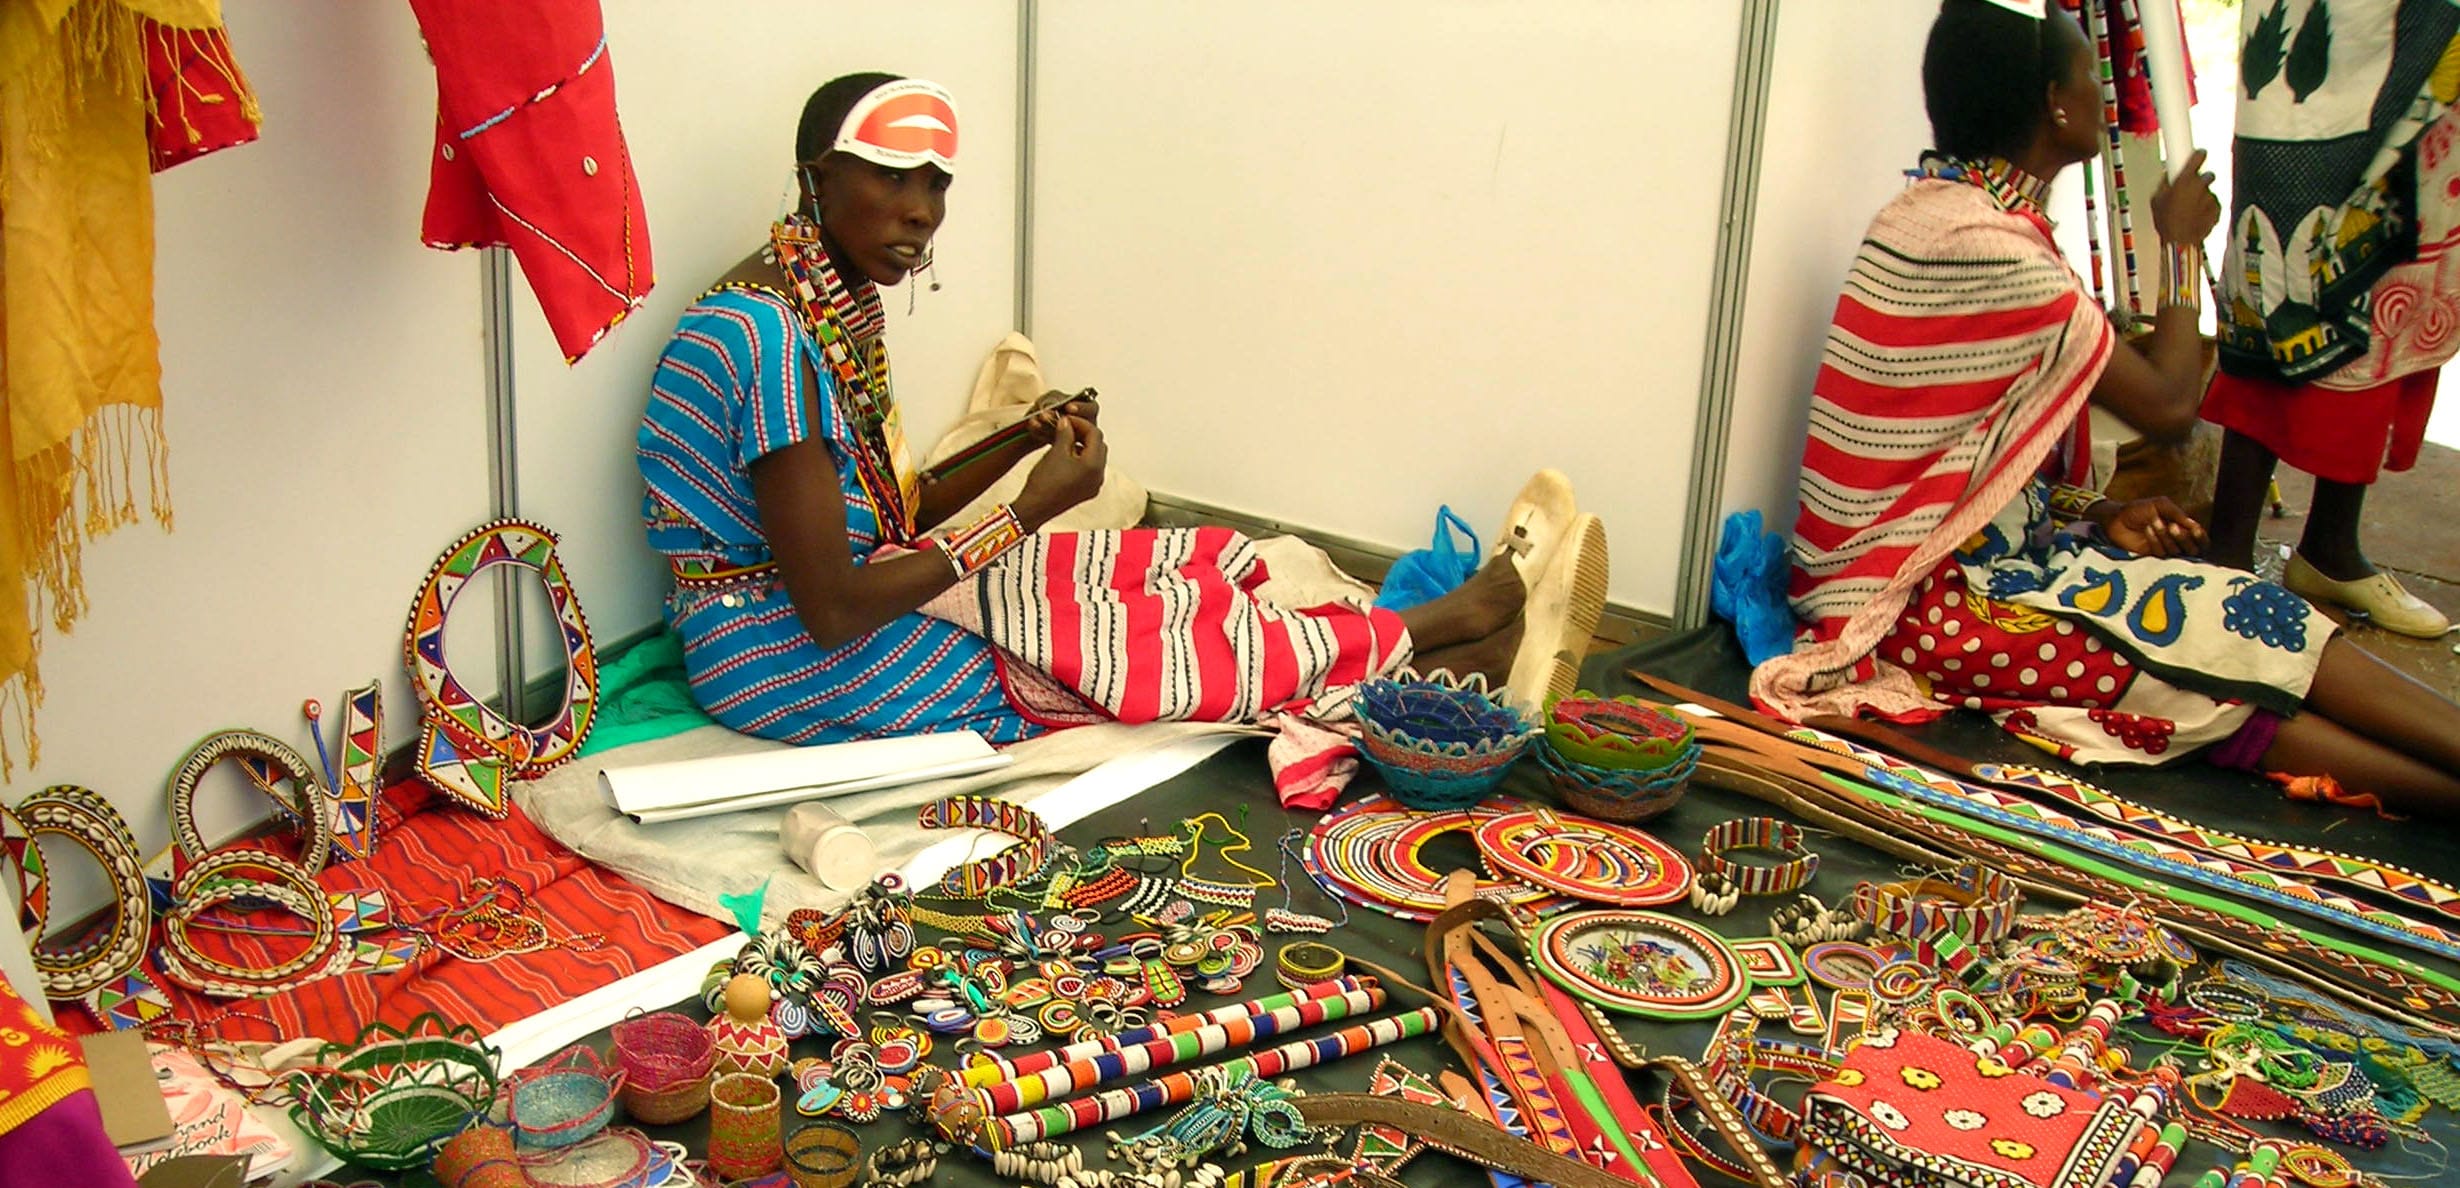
[[143, 19, 261, 172], [408, 0, 654, 363]]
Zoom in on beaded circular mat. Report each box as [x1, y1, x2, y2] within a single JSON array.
[[1528, 909, 1749, 1019], [1470, 806, 1692, 907]]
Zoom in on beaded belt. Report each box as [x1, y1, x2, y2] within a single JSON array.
[[671, 559, 781, 591]]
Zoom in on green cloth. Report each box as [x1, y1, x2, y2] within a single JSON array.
[[576, 630, 719, 756]]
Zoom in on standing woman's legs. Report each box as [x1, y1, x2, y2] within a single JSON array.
[[2295, 478, 2377, 580], [2206, 428, 2278, 571]]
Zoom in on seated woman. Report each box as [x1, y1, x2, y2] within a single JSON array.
[[1752, 0, 2460, 816], [640, 73, 1582, 749]]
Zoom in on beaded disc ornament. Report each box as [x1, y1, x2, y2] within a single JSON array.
[[1303, 795, 1555, 922], [1528, 909, 1749, 1019], [405, 519, 599, 817], [1470, 806, 1692, 907]]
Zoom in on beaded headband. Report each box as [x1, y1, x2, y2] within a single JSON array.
[[833, 79, 959, 175]]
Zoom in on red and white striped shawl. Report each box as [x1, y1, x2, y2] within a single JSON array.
[[1751, 178, 2115, 723]]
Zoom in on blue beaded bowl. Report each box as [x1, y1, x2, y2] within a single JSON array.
[[1353, 671, 1537, 811], [1531, 731, 1698, 824]]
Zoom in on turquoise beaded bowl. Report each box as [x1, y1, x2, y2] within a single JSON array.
[[1353, 671, 1537, 812]]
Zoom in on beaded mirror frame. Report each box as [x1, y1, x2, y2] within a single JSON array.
[[1528, 909, 1749, 1020]]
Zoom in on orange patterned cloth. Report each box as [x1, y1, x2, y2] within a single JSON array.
[[0, 974, 88, 1140]]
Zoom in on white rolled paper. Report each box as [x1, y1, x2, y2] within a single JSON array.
[[597, 731, 1008, 824], [2135, 0, 2197, 176], [782, 802, 882, 891]]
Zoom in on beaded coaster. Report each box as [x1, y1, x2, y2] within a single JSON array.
[[1528, 909, 1748, 1019]]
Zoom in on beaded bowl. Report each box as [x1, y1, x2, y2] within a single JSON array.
[[1352, 671, 1537, 812], [610, 1010, 716, 1125], [499, 1042, 621, 1150], [283, 1014, 501, 1171], [1530, 734, 1698, 824], [1541, 693, 1696, 772]]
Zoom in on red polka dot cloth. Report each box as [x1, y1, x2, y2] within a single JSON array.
[[1801, 1028, 2144, 1188]]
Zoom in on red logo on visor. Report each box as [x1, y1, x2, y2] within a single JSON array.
[[851, 92, 959, 164]]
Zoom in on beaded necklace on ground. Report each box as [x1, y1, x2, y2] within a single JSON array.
[[759, 216, 920, 542], [1916, 152, 2054, 225]]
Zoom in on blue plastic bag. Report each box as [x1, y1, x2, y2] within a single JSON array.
[[1375, 506, 1481, 613], [1711, 509, 1798, 665]]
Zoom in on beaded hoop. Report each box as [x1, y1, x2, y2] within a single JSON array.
[[1802, 941, 1888, 992], [157, 849, 343, 998], [1696, 818, 1818, 896], [168, 729, 335, 874], [1276, 941, 1345, 990], [1303, 796, 1554, 921], [1470, 806, 1692, 907], [1528, 909, 1749, 1019], [15, 785, 152, 1000], [917, 796, 1052, 899], [405, 519, 600, 817]]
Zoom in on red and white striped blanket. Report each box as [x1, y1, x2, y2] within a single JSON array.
[[1752, 179, 2115, 723]]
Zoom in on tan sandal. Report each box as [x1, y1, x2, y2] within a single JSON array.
[[1504, 512, 1610, 714], [2282, 553, 2452, 638]]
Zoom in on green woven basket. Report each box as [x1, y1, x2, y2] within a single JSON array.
[[283, 1014, 501, 1171]]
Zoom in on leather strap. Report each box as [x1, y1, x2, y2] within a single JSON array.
[[1291, 1094, 1635, 1188]]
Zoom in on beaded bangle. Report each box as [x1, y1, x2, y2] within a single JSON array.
[[918, 796, 1053, 899], [1697, 818, 1819, 896], [2046, 483, 2106, 524], [933, 504, 1027, 580], [2161, 243, 2202, 312], [1849, 862, 2020, 946], [158, 849, 343, 997], [1276, 941, 1345, 990], [14, 785, 153, 1001], [167, 730, 335, 875]]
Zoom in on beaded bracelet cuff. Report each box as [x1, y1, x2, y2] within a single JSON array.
[[918, 796, 1053, 899], [2047, 483, 2105, 524], [933, 504, 1027, 580], [1697, 818, 1819, 896], [1849, 862, 2021, 946], [2161, 244, 2202, 312]]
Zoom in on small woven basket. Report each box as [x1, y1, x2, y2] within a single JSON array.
[[610, 1010, 715, 1125], [501, 1043, 621, 1150], [283, 1014, 501, 1171], [1532, 736, 1697, 824], [1353, 671, 1535, 811], [708, 1071, 784, 1181], [1541, 693, 1696, 771]]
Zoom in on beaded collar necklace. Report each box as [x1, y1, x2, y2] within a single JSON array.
[[758, 217, 919, 541], [1915, 153, 2053, 224]]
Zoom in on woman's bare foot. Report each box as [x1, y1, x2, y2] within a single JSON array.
[[1396, 555, 1527, 651]]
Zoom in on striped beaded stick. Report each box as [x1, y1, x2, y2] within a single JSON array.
[[2082, 0, 2145, 316], [2128, 1122, 2188, 1188], [988, 1006, 1440, 1147], [962, 978, 1359, 1089], [974, 982, 1382, 1114]]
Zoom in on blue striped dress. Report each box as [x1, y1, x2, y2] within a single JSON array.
[[636, 287, 1040, 745]]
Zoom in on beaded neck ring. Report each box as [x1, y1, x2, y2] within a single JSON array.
[[1915, 153, 2054, 221], [763, 216, 916, 541], [167, 730, 336, 876], [12, 785, 153, 1004], [918, 796, 1054, 900], [1471, 805, 1692, 907], [157, 848, 346, 998], [1175, 812, 1275, 910]]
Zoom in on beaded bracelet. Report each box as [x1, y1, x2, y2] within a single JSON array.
[[1697, 818, 1819, 897], [2046, 483, 2106, 524], [158, 849, 343, 998], [1276, 941, 1345, 990], [1849, 862, 2021, 946], [1688, 870, 1740, 917], [933, 504, 1027, 580], [2160, 243, 2202, 312], [917, 796, 1053, 899]]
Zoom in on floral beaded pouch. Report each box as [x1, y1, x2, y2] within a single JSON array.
[[1798, 1029, 2144, 1188]]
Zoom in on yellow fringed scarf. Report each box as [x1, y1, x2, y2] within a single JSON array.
[[0, 0, 218, 773]]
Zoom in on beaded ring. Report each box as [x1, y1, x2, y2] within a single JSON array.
[[1303, 796, 1553, 921], [1801, 941, 1887, 992], [15, 785, 152, 1000], [158, 849, 342, 998], [167, 729, 335, 874], [1696, 818, 1819, 896], [405, 519, 600, 817], [916, 796, 1052, 899]]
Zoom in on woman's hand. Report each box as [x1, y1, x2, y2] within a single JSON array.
[[2093, 496, 2208, 558], [1026, 389, 1101, 444], [2149, 149, 2221, 247], [1015, 416, 1107, 529]]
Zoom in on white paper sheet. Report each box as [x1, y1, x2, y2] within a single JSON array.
[[599, 732, 1007, 822]]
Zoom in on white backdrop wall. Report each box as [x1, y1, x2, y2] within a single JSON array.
[[1028, 0, 1748, 616], [508, 2, 1024, 676], [1716, 3, 1937, 528], [15, 1, 493, 912]]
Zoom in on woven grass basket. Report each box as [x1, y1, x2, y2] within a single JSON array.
[[610, 1010, 716, 1125], [501, 1042, 621, 1150], [283, 1014, 500, 1171]]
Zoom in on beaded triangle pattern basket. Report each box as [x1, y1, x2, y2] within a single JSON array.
[[281, 1013, 502, 1171], [1352, 670, 1537, 811]]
